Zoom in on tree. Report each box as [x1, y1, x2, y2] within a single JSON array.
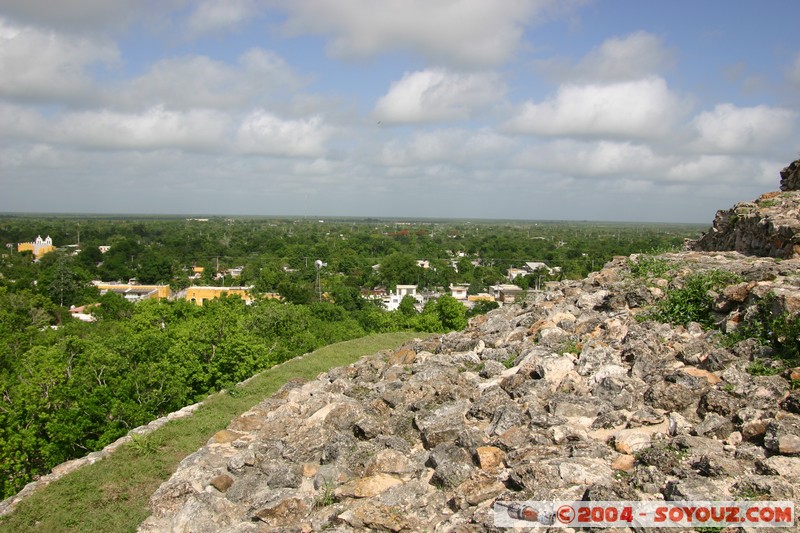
[[378, 252, 419, 289], [436, 294, 467, 331], [278, 280, 315, 305], [94, 291, 134, 321], [38, 253, 97, 308], [76, 245, 103, 275], [137, 252, 173, 284], [467, 300, 499, 317], [330, 284, 366, 312], [398, 295, 417, 317]]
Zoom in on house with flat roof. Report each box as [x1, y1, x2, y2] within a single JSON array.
[[449, 284, 469, 300], [383, 284, 420, 311], [184, 286, 254, 306], [490, 284, 526, 305], [93, 281, 172, 301], [524, 261, 561, 276], [507, 267, 528, 280]]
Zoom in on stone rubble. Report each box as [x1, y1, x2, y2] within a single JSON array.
[[140, 161, 800, 532], [138, 249, 800, 532], [691, 158, 800, 257]]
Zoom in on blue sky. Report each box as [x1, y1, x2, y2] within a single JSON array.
[[1, 0, 799, 222]]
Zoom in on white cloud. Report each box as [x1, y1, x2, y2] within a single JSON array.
[[275, 0, 553, 67], [0, 103, 48, 139], [507, 77, 685, 139], [515, 139, 663, 178], [53, 106, 231, 150], [0, 0, 140, 33], [667, 155, 783, 188], [692, 103, 797, 153], [381, 129, 516, 166], [550, 31, 675, 83], [665, 155, 737, 183], [236, 110, 331, 157], [116, 48, 302, 110], [0, 18, 118, 103], [374, 69, 503, 123], [186, 0, 258, 36]]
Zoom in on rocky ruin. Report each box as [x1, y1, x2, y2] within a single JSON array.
[[781, 159, 800, 192], [690, 158, 800, 258], [139, 166, 800, 532]]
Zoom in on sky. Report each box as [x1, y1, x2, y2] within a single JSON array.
[[1, 0, 799, 223]]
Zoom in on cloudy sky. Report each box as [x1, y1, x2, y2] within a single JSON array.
[[1, 0, 799, 222]]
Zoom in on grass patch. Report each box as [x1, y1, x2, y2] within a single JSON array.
[[559, 339, 582, 355], [312, 477, 337, 510], [726, 292, 800, 372], [746, 359, 784, 377], [0, 331, 421, 533], [626, 256, 672, 279]]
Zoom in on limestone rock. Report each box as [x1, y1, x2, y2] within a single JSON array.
[[338, 502, 411, 532], [757, 455, 800, 482], [690, 188, 800, 258], [449, 471, 505, 509], [414, 401, 469, 449], [475, 446, 505, 471], [253, 497, 310, 527], [334, 474, 403, 498], [764, 415, 800, 455], [208, 474, 233, 493]]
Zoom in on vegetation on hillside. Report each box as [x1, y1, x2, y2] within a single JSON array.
[[0, 332, 420, 533], [0, 215, 703, 499]]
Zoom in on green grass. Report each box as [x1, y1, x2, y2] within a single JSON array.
[[626, 255, 673, 279], [0, 331, 421, 533]]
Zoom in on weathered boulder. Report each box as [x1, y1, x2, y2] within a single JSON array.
[[780, 158, 800, 191], [764, 415, 800, 455]]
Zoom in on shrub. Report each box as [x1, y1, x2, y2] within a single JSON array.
[[727, 292, 800, 368], [644, 270, 741, 328], [466, 300, 499, 317]]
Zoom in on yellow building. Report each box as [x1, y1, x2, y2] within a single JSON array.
[[18, 235, 56, 259], [185, 286, 254, 306], [93, 282, 172, 301], [468, 293, 496, 302]]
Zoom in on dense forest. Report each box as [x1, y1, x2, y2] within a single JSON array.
[[0, 215, 703, 498]]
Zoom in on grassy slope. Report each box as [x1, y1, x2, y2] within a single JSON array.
[[0, 331, 422, 533]]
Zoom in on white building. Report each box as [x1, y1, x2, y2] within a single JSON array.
[[507, 267, 528, 280], [383, 284, 420, 311], [450, 284, 469, 300], [525, 261, 561, 276]]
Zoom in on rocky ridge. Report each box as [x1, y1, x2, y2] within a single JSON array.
[[139, 252, 800, 532], [690, 158, 800, 258], [140, 168, 800, 532]]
